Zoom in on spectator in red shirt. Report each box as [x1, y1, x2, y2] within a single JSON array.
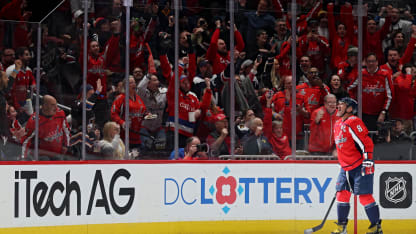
[[363, 9, 391, 64], [264, 92, 291, 159], [80, 19, 122, 129], [297, 67, 330, 121], [6, 47, 36, 118], [349, 53, 392, 131], [327, 2, 355, 69], [298, 19, 330, 73], [111, 77, 147, 150], [308, 94, 339, 154], [206, 19, 245, 75], [21, 95, 71, 161], [272, 75, 308, 149], [336, 46, 358, 92], [389, 64, 416, 134]]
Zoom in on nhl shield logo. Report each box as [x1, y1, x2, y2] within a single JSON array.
[[384, 177, 407, 204], [380, 172, 412, 208]]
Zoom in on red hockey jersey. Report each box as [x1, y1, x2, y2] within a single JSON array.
[[327, 3, 356, 69], [159, 53, 200, 137], [111, 93, 147, 145], [263, 107, 292, 159], [390, 74, 416, 120], [21, 109, 70, 159], [337, 62, 357, 92], [272, 91, 305, 140], [297, 83, 330, 118], [334, 115, 373, 171], [6, 65, 36, 109], [206, 28, 245, 75], [348, 68, 393, 115]]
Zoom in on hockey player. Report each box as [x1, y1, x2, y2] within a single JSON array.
[[332, 97, 382, 234]]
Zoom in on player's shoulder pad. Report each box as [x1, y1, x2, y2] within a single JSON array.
[[159, 87, 168, 93], [345, 116, 365, 127]]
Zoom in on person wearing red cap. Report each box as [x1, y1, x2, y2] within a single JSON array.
[[206, 113, 242, 158]]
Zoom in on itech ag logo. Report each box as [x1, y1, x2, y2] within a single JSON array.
[[164, 166, 332, 214]]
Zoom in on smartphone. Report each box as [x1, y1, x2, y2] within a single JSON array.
[[256, 54, 262, 62]]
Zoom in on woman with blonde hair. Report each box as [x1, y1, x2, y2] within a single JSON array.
[[97, 121, 125, 159]]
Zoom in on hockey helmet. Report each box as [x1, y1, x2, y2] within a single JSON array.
[[339, 97, 358, 115]]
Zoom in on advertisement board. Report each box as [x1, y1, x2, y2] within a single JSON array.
[[0, 161, 415, 233]]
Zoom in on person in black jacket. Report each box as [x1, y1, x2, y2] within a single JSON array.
[[241, 117, 273, 155]]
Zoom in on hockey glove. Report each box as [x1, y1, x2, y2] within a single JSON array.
[[361, 159, 374, 176]]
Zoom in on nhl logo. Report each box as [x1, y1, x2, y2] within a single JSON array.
[[380, 172, 412, 209], [384, 177, 407, 204]]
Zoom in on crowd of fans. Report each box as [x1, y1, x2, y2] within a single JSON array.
[[1, 0, 416, 161]]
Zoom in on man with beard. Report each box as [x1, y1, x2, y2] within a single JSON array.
[[80, 19, 121, 129], [165, 74, 201, 150], [297, 67, 330, 122], [0, 48, 15, 71], [332, 97, 382, 234], [206, 19, 245, 75]]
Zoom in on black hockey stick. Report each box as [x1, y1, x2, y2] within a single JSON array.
[[304, 194, 336, 234]]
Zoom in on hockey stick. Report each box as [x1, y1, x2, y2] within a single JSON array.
[[304, 194, 336, 234]]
